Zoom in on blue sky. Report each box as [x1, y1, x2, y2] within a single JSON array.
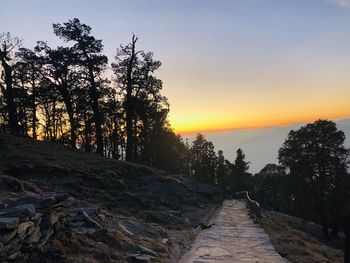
[[1, 0, 350, 132]]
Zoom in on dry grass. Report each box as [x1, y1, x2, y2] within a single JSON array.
[[262, 210, 344, 263]]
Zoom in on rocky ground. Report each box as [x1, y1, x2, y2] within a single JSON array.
[[0, 133, 220, 263]]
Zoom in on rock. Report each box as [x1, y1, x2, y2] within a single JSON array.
[[17, 221, 34, 236], [30, 213, 42, 224], [98, 214, 106, 221], [47, 213, 59, 226], [72, 227, 96, 235], [0, 237, 22, 253], [0, 228, 17, 243], [40, 213, 58, 233], [82, 211, 103, 229], [0, 218, 19, 229], [118, 222, 134, 236], [70, 214, 85, 222], [126, 253, 151, 263], [69, 221, 85, 228], [159, 238, 168, 244], [35, 196, 55, 209], [24, 226, 41, 243], [37, 227, 54, 249], [134, 244, 158, 257], [78, 207, 98, 216], [15, 204, 36, 215], [2, 237, 20, 253], [55, 193, 70, 201], [6, 251, 20, 260], [0, 204, 36, 218]]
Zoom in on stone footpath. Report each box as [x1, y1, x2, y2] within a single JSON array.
[[179, 199, 288, 263]]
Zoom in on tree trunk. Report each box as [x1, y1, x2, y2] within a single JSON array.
[[87, 66, 103, 155], [322, 221, 329, 240], [82, 48, 103, 155], [83, 113, 92, 152], [31, 80, 37, 139], [59, 83, 76, 148], [132, 118, 138, 162], [125, 35, 138, 162], [331, 220, 339, 239], [1, 58, 19, 135], [32, 97, 36, 139]]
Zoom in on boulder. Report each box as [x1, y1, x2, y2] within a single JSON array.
[[24, 226, 41, 243], [82, 212, 103, 229], [55, 193, 70, 202], [0, 217, 19, 230], [17, 221, 34, 236], [78, 207, 98, 216], [126, 253, 151, 263], [30, 213, 42, 224], [35, 196, 55, 209], [0, 204, 36, 218], [40, 213, 58, 233], [134, 244, 158, 257], [45, 213, 58, 226]]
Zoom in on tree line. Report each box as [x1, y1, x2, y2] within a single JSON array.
[[0, 18, 248, 182], [254, 120, 350, 242], [193, 119, 350, 259], [0, 18, 183, 170], [230, 119, 349, 261]]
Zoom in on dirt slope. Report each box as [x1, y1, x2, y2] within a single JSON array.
[[263, 210, 344, 263], [0, 133, 219, 263]]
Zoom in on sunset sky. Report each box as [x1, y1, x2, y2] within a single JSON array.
[[2, 0, 350, 134]]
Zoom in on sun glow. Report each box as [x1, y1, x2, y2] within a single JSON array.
[[169, 108, 350, 135]]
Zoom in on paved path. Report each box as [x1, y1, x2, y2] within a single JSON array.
[[179, 200, 288, 263]]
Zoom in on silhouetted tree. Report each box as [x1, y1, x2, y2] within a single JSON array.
[[0, 21, 207, 180], [53, 18, 107, 154], [0, 33, 21, 134], [112, 35, 166, 164], [279, 119, 349, 239], [37, 42, 81, 148], [150, 125, 189, 173], [190, 134, 217, 185], [255, 164, 287, 210], [216, 150, 229, 190], [112, 35, 139, 162], [15, 46, 44, 138], [227, 148, 252, 192]]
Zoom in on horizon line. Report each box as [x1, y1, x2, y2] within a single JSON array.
[[174, 114, 350, 137]]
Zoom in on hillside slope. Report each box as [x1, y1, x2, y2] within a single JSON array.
[[263, 210, 344, 263], [0, 133, 219, 263]]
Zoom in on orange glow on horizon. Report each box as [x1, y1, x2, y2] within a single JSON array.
[[170, 112, 350, 136]]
